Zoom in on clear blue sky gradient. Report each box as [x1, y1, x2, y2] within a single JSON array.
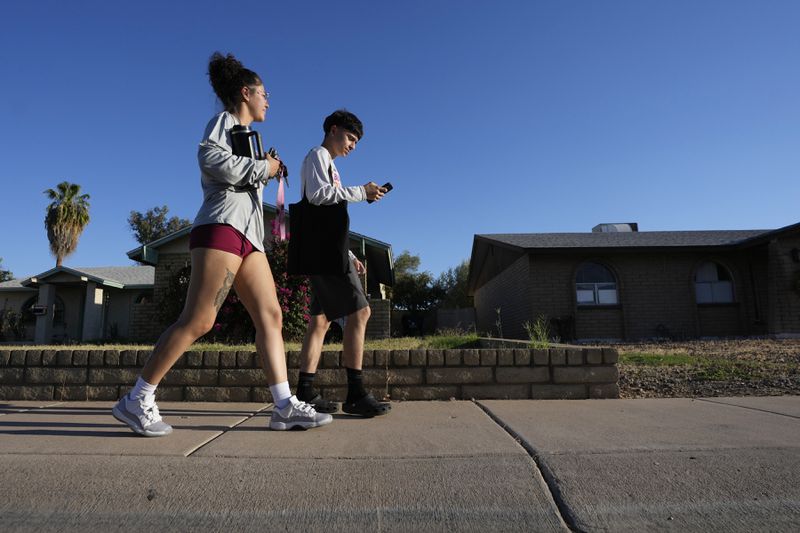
[[1, 1, 798, 280]]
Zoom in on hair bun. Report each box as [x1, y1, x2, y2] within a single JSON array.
[[208, 52, 241, 100], [206, 51, 261, 111]]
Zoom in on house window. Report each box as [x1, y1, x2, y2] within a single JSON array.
[[576, 262, 618, 306], [21, 295, 66, 325], [695, 262, 734, 303]]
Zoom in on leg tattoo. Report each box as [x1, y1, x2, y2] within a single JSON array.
[[214, 269, 235, 313]]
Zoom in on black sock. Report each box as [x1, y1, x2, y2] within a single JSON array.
[[346, 367, 367, 403], [296, 371, 317, 401]]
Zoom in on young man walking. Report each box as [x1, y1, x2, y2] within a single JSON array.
[[294, 110, 391, 417]]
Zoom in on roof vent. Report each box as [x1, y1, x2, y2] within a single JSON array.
[[592, 223, 639, 233]]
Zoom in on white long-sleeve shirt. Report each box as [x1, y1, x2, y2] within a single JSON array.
[[193, 112, 271, 250], [300, 146, 365, 261], [301, 146, 366, 205]]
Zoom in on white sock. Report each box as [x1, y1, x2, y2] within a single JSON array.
[[130, 377, 157, 404], [269, 381, 292, 409]]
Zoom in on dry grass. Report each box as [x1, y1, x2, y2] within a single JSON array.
[[615, 338, 800, 398]]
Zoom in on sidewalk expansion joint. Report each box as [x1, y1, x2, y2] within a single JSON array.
[[184, 404, 271, 457], [473, 400, 585, 533], [696, 398, 800, 420], [0, 402, 64, 417]]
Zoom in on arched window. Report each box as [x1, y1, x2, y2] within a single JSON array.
[[576, 262, 618, 305], [695, 262, 734, 303]]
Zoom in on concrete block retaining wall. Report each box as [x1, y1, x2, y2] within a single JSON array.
[[0, 347, 619, 402]]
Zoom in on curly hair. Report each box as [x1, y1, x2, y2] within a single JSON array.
[[207, 52, 262, 111], [323, 109, 364, 140]]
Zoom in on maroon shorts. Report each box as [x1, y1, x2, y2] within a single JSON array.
[[189, 224, 257, 258]]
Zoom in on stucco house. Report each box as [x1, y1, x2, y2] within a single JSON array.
[[0, 265, 154, 344], [468, 222, 800, 341]]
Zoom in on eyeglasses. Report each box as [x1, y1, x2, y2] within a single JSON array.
[[249, 87, 270, 100]]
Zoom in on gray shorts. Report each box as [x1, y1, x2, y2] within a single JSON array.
[[309, 268, 369, 321]]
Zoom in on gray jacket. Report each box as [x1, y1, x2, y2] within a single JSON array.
[[193, 112, 271, 251]]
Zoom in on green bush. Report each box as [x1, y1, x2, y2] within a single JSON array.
[[0, 308, 26, 341]]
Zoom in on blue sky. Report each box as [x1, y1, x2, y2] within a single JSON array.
[[1, 0, 798, 280]]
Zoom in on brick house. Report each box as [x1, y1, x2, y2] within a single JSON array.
[[467, 222, 800, 341], [127, 203, 394, 341]]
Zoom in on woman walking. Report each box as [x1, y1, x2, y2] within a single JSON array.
[[113, 52, 331, 436]]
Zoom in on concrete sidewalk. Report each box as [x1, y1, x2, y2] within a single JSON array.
[[1, 397, 798, 532]]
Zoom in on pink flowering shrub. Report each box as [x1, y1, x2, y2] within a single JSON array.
[[157, 218, 311, 342], [265, 218, 311, 341]]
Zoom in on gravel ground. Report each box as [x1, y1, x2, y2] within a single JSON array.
[[613, 338, 800, 398]]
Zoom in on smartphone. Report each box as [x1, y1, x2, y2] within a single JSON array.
[[368, 182, 393, 203]]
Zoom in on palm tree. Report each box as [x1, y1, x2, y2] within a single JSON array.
[[43, 181, 91, 267]]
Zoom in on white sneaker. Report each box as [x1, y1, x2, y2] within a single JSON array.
[[270, 396, 333, 430], [112, 394, 173, 437]]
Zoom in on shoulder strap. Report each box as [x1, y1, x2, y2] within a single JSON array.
[[301, 161, 335, 203]]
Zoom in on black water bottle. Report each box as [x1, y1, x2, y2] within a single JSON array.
[[230, 125, 264, 159]]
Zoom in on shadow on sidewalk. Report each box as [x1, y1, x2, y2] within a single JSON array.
[[0, 429, 134, 438], [1, 405, 264, 417]]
